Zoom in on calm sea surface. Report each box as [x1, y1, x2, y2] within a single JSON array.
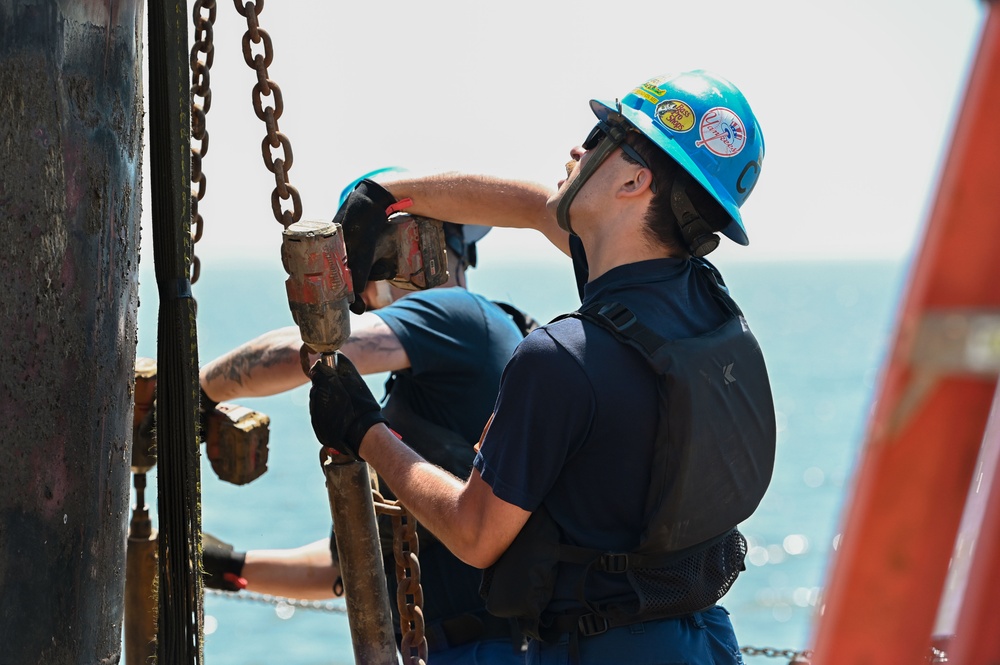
[[134, 254, 908, 664]]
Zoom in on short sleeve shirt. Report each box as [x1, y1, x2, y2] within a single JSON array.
[[374, 287, 524, 443]]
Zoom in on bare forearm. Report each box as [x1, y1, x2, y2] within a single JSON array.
[[384, 173, 569, 254], [358, 424, 514, 569], [243, 538, 341, 600], [202, 313, 408, 402], [360, 425, 472, 554], [200, 326, 306, 402]]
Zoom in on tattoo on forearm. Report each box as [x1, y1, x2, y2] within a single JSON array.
[[351, 337, 397, 356], [204, 343, 295, 387], [342, 333, 403, 368]]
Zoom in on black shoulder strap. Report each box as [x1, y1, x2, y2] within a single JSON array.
[[573, 302, 671, 371], [493, 301, 540, 338]]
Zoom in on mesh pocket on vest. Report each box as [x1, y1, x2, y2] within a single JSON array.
[[627, 529, 748, 617]]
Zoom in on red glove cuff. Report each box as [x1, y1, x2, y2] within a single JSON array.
[[385, 198, 414, 216]]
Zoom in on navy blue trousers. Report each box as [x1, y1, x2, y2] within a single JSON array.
[[525, 606, 743, 665]]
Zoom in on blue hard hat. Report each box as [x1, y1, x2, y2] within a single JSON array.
[[591, 70, 764, 245]]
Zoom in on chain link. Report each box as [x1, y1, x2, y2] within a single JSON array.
[[189, 0, 216, 285], [739, 644, 949, 663], [205, 587, 347, 614], [193, 3, 417, 658], [740, 645, 813, 663], [232, 0, 302, 228], [373, 492, 428, 665]]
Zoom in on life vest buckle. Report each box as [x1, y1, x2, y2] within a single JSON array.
[[577, 613, 609, 637], [596, 303, 637, 332], [598, 553, 629, 573]]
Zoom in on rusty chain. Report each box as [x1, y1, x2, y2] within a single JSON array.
[[195, 2, 424, 658], [204, 587, 347, 614], [740, 645, 813, 663], [232, 0, 303, 228], [189, 0, 217, 284], [739, 644, 949, 663], [373, 491, 428, 665]]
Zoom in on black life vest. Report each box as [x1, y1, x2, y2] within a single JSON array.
[[480, 274, 776, 640]]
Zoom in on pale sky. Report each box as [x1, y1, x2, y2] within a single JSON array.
[[140, 0, 987, 268]]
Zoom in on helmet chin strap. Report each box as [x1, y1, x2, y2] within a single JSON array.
[[671, 178, 720, 258], [556, 122, 629, 235]]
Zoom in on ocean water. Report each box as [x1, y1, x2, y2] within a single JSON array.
[[133, 254, 908, 664]]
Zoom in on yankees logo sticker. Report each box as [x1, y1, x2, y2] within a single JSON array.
[[695, 107, 746, 157]]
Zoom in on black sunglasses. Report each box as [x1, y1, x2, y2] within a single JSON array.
[[581, 122, 657, 192], [583, 124, 607, 150]]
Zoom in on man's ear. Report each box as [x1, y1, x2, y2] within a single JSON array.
[[619, 166, 654, 198]]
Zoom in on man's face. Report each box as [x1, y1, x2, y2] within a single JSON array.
[[545, 130, 599, 222], [546, 123, 629, 232]]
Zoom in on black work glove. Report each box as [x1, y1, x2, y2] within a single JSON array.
[[333, 179, 399, 314], [309, 353, 388, 458], [201, 532, 247, 592]]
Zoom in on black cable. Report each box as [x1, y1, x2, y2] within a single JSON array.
[[147, 1, 204, 662]]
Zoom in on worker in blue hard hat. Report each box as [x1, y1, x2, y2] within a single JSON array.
[[309, 71, 777, 664], [200, 167, 537, 663]]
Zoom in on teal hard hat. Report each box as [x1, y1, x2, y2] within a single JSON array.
[[590, 70, 764, 245]]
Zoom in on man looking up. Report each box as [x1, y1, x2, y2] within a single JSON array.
[[310, 71, 776, 664]]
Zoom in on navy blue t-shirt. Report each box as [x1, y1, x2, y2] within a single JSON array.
[[374, 287, 524, 446], [473, 251, 732, 610]]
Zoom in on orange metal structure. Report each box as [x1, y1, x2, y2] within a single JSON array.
[[946, 399, 1000, 663], [809, 2, 1000, 663]]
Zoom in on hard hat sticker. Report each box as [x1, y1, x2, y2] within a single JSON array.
[[655, 100, 696, 133], [630, 87, 660, 105], [695, 107, 746, 157], [641, 81, 667, 97]]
